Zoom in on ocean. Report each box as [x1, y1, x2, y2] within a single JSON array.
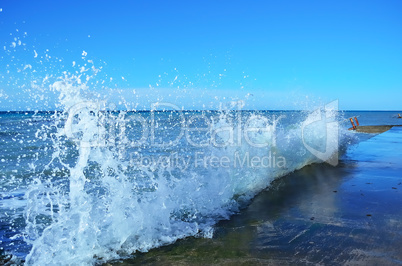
[[1, 88, 401, 265]]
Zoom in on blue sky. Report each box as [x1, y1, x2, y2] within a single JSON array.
[[0, 0, 401, 110]]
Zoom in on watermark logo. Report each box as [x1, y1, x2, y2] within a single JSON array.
[[63, 100, 283, 149], [301, 100, 339, 166], [62, 99, 340, 169], [128, 151, 286, 171]]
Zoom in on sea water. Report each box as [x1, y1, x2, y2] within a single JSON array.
[[0, 77, 359, 265]]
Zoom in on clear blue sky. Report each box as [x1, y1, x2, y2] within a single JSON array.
[[0, 0, 401, 110]]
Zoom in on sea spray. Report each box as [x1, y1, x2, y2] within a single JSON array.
[[23, 76, 226, 264], [20, 77, 350, 265]]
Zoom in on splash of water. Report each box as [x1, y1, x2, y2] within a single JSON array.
[[17, 70, 353, 265]]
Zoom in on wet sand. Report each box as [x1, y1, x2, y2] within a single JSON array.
[[108, 128, 402, 265]]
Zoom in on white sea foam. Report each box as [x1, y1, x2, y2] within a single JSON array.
[[20, 74, 351, 265]]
